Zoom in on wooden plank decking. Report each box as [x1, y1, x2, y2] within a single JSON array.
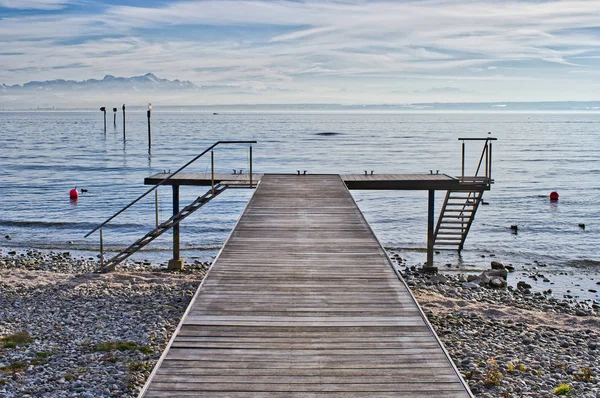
[[144, 172, 488, 191], [141, 174, 472, 397]]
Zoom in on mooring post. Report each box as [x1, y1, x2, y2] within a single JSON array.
[[424, 189, 438, 274], [113, 108, 117, 127], [249, 145, 253, 187], [100, 107, 106, 133], [122, 104, 126, 140], [168, 185, 183, 270], [147, 103, 152, 153]]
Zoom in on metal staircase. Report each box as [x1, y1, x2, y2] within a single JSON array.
[[86, 140, 257, 273], [101, 184, 227, 272], [433, 137, 496, 252], [433, 190, 483, 251]]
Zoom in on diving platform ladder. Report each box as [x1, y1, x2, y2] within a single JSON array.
[[433, 189, 484, 252], [85, 140, 257, 273], [100, 184, 227, 272], [432, 137, 495, 253]]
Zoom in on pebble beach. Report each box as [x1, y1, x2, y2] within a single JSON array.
[[1, 249, 599, 397]]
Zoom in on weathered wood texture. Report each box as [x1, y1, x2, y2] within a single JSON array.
[[141, 175, 471, 397], [145, 172, 490, 191]]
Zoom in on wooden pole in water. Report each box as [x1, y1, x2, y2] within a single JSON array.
[[122, 104, 126, 140], [100, 107, 106, 133], [249, 145, 253, 187], [147, 103, 152, 152], [113, 108, 117, 127], [424, 190, 437, 274]]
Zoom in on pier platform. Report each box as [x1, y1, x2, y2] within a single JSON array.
[[145, 172, 484, 191], [140, 174, 472, 397]]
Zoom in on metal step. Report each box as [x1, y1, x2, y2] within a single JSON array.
[[100, 185, 227, 272], [433, 189, 484, 251]]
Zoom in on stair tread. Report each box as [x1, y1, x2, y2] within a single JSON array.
[[101, 185, 227, 272]]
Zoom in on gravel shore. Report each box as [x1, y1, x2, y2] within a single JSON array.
[[0, 250, 208, 397], [1, 249, 599, 397], [394, 257, 600, 398]]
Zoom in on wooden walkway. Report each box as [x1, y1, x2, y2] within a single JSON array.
[[141, 174, 472, 397]]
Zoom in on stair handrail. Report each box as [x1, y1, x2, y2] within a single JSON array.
[[458, 137, 497, 184], [85, 140, 257, 238]]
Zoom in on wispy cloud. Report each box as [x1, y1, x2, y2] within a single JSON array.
[[1, 0, 600, 103], [0, 0, 72, 10]]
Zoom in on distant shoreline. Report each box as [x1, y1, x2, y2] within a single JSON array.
[[2, 101, 600, 112]]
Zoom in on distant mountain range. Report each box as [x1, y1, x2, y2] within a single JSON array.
[[1, 73, 600, 110], [0, 73, 198, 93]]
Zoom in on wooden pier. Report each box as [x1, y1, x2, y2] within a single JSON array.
[[140, 174, 472, 397]]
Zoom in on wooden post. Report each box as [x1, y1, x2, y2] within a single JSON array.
[[249, 145, 253, 187], [211, 150, 215, 195], [122, 104, 126, 140], [168, 185, 183, 270], [113, 108, 117, 127], [100, 107, 106, 133], [147, 103, 152, 153], [99, 229, 104, 268], [424, 190, 437, 274]]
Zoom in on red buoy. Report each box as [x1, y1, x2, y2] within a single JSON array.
[[550, 191, 559, 201], [69, 188, 79, 200]]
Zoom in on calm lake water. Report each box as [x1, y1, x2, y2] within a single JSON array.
[[1, 111, 598, 300]]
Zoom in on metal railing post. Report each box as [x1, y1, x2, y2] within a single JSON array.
[[488, 141, 493, 182], [249, 145, 253, 187], [211, 150, 215, 195], [485, 141, 489, 179], [100, 229, 104, 268], [461, 140, 465, 182], [155, 189, 159, 229], [85, 140, 256, 239]]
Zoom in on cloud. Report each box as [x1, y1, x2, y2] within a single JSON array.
[[1, 0, 600, 103], [0, 0, 72, 10]]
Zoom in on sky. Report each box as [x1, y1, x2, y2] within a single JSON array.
[[1, 0, 600, 104]]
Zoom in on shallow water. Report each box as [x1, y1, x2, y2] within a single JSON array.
[[0, 111, 598, 300]]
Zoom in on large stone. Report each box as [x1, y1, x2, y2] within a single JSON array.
[[478, 272, 491, 284], [491, 260, 505, 270], [489, 277, 507, 289], [463, 282, 481, 290], [429, 274, 448, 285], [487, 268, 508, 280], [517, 281, 532, 290]]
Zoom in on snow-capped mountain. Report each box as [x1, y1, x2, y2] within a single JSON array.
[[0, 73, 206, 108], [5, 73, 199, 92]]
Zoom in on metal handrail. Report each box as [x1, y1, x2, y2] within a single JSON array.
[[458, 137, 497, 183], [85, 140, 256, 238]]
